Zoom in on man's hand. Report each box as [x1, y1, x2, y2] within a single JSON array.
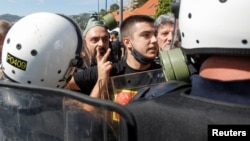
[[89, 47, 113, 100], [96, 47, 112, 83]]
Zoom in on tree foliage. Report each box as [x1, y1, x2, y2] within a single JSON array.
[[154, 0, 173, 18], [109, 3, 120, 12], [136, 0, 148, 7]]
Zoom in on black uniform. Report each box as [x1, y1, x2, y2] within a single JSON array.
[[111, 40, 124, 60], [125, 75, 250, 141]]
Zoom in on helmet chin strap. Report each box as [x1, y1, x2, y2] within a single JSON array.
[[130, 42, 154, 65]]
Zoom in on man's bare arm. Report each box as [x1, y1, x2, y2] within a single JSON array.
[[66, 77, 81, 90]]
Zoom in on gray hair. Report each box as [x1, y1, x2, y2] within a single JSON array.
[[154, 13, 175, 30]]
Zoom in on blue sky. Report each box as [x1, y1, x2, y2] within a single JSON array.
[[0, 0, 130, 16]]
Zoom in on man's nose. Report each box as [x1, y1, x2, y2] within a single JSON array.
[[151, 35, 157, 43], [167, 32, 173, 42], [97, 39, 104, 47]]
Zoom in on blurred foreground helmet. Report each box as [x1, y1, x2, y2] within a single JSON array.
[[2, 12, 82, 88], [179, 0, 250, 55]]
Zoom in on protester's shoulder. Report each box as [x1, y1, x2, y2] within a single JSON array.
[[149, 61, 162, 69], [110, 59, 127, 75], [130, 80, 191, 101], [73, 65, 99, 94], [112, 59, 125, 67], [73, 65, 98, 78]]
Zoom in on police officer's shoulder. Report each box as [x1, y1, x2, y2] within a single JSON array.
[[131, 80, 191, 101]]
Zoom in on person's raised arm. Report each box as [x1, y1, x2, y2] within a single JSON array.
[[90, 47, 112, 98]]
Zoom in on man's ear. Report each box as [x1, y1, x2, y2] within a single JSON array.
[[123, 38, 132, 50]]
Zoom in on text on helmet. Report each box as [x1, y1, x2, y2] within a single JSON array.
[[6, 53, 27, 71]]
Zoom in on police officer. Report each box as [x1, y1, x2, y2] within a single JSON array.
[[125, 0, 250, 141], [0, 12, 107, 141]]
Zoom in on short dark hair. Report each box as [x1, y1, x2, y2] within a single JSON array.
[[121, 15, 155, 39], [110, 30, 118, 36]]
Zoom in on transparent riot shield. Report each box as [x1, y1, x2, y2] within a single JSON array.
[[106, 68, 166, 121], [0, 81, 136, 141]]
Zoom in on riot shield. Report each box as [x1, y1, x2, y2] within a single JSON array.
[[108, 68, 166, 105], [105, 69, 166, 121], [0, 81, 136, 141]]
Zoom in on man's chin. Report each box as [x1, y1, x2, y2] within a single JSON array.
[[161, 45, 171, 51], [148, 55, 157, 60]]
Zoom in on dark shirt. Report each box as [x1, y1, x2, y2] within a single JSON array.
[[111, 40, 124, 60], [125, 75, 250, 141], [73, 59, 162, 94], [190, 74, 250, 105]]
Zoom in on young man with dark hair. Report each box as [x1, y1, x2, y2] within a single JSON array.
[[67, 15, 161, 96]]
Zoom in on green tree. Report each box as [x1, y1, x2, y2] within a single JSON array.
[[154, 0, 173, 18], [109, 3, 119, 12], [136, 0, 148, 7]]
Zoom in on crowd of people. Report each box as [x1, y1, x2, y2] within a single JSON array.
[[0, 0, 250, 140]]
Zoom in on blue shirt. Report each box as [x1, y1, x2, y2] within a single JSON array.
[[190, 74, 250, 105]]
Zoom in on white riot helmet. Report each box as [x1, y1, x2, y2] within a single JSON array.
[[2, 12, 83, 88], [179, 0, 250, 55]]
